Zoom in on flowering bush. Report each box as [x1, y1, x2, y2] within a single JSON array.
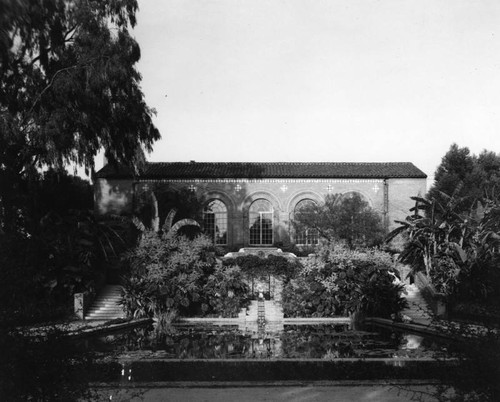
[[282, 244, 406, 318], [121, 231, 250, 318]]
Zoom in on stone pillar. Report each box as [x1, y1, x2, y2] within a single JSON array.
[[231, 210, 245, 249], [74, 293, 85, 320], [278, 212, 291, 245], [383, 179, 389, 232]]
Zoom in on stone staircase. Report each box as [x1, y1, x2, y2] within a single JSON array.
[[401, 283, 433, 325], [246, 300, 260, 322], [85, 285, 125, 320], [244, 299, 284, 323]]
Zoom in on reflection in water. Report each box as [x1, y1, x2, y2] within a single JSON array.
[[403, 334, 423, 350], [88, 324, 454, 360]]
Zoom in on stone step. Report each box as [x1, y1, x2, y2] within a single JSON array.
[[92, 298, 121, 304], [404, 304, 431, 312], [86, 312, 125, 318], [87, 311, 124, 316], [87, 306, 123, 313], [408, 309, 430, 314], [407, 299, 427, 304], [87, 309, 123, 313], [405, 309, 427, 314], [401, 283, 433, 325], [85, 285, 125, 320], [87, 314, 124, 319], [241, 298, 284, 323], [86, 312, 124, 317], [404, 311, 432, 318], [87, 299, 122, 306]]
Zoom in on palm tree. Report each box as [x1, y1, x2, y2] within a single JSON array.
[[386, 190, 470, 285]]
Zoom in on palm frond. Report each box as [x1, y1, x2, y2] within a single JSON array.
[[132, 216, 146, 232], [385, 225, 407, 243], [163, 208, 178, 232]]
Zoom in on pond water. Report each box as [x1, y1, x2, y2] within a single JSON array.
[[87, 322, 457, 360]]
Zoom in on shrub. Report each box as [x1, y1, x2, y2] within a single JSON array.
[[222, 254, 300, 282], [122, 231, 250, 318], [203, 265, 250, 317], [120, 275, 157, 318], [123, 232, 212, 317], [282, 244, 406, 318]]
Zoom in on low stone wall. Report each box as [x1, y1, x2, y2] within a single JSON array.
[[93, 358, 458, 382]]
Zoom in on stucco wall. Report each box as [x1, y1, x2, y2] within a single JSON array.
[[96, 176, 426, 249], [94, 178, 134, 215], [152, 179, 386, 248], [386, 178, 427, 231]]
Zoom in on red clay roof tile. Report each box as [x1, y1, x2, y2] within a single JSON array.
[[96, 162, 427, 179]]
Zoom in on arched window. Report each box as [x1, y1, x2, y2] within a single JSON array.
[[249, 199, 273, 246], [293, 199, 319, 245], [203, 200, 228, 245]]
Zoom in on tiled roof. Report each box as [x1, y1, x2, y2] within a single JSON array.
[[96, 162, 427, 179]]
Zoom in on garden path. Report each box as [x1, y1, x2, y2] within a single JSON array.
[[401, 284, 434, 326]]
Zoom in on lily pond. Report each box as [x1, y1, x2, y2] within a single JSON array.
[[86, 322, 457, 360], [71, 322, 466, 383]]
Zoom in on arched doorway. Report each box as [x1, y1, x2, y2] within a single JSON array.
[[249, 199, 273, 246], [293, 199, 319, 246]]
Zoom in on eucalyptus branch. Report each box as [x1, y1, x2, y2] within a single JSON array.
[[27, 24, 79, 67], [29, 48, 53, 66], [64, 24, 79, 42], [22, 64, 79, 125], [23, 55, 109, 126]]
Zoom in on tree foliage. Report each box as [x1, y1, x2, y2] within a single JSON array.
[[390, 144, 500, 304], [428, 144, 500, 213], [0, 0, 160, 232], [388, 193, 500, 303], [387, 194, 469, 293], [292, 193, 385, 248]]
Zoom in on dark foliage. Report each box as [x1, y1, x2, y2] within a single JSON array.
[[0, 169, 134, 325], [122, 232, 250, 318], [0, 0, 160, 233], [0, 329, 97, 401], [202, 265, 250, 317], [133, 184, 204, 235], [292, 193, 385, 248], [428, 144, 500, 214], [387, 193, 500, 306], [222, 254, 301, 282], [282, 244, 407, 318]]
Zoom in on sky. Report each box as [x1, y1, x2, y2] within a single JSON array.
[[127, 0, 500, 185]]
